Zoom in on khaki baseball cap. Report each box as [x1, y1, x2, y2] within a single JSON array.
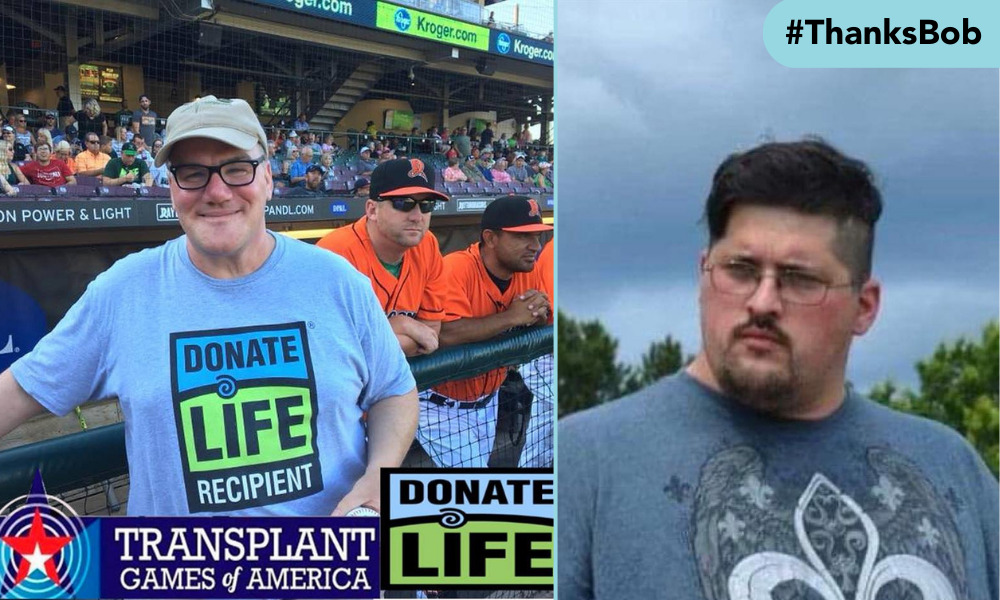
[[155, 96, 267, 167]]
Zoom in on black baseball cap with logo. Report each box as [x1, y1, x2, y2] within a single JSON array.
[[481, 196, 553, 233], [122, 142, 137, 156], [369, 158, 449, 201]]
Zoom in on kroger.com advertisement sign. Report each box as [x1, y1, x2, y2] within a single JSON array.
[[376, 2, 490, 51], [491, 30, 553, 66]]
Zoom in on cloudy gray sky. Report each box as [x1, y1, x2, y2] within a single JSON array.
[[556, 0, 999, 391]]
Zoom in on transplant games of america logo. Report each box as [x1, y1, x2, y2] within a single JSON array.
[[394, 8, 411, 31], [169, 322, 322, 513], [0, 472, 93, 599], [496, 33, 512, 54]]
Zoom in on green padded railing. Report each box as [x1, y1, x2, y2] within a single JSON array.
[[0, 326, 552, 504]]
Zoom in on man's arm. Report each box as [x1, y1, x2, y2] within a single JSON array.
[[389, 315, 441, 356], [65, 175, 77, 185], [141, 172, 153, 186], [439, 289, 550, 347], [0, 370, 47, 441], [77, 166, 104, 176], [331, 389, 418, 515]]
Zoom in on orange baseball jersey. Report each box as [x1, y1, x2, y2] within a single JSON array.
[[315, 217, 447, 321], [537, 238, 553, 298], [433, 242, 546, 402]]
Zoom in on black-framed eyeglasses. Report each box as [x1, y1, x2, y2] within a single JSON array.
[[703, 259, 855, 306], [169, 158, 263, 190], [378, 197, 436, 214]]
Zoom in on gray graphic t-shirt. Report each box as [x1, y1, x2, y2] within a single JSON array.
[[13, 233, 415, 516], [558, 373, 999, 600]]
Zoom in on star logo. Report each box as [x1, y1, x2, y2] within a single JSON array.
[[1, 508, 73, 585], [0, 470, 92, 598]]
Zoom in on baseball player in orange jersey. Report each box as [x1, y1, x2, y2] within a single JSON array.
[[316, 158, 450, 356], [416, 196, 553, 468], [518, 237, 553, 467]]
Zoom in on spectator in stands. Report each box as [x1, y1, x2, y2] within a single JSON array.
[[20, 142, 76, 187], [98, 135, 114, 158], [304, 131, 322, 154], [75, 99, 107, 139], [373, 141, 385, 158], [476, 156, 494, 182], [440, 126, 450, 145], [479, 122, 494, 150], [149, 160, 169, 187], [452, 126, 471, 158], [12, 113, 34, 150], [132, 94, 158, 144], [0, 140, 27, 194], [285, 164, 326, 197], [518, 123, 532, 148], [273, 159, 292, 188], [53, 141, 77, 174], [36, 129, 54, 155], [321, 134, 337, 154], [288, 146, 314, 187], [75, 133, 112, 177], [267, 140, 283, 175], [353, 177, 370, 198], [491, 158, 512, 183], [283, 130, 299, 154], [2, 125, 28, 162], [445, 142, 459, 161], [355, 147, 377, 175], [468, 126, 478, 143], [530, 162, 553, 188], [43, 112, 63, 140], [378, 147, 396, 164], [114, 101, 132, 132], [132, 134, 154, 167], [102, 142, 151, 187], [293, 112, 310, 131], [461, 154, 485, 183], [55, 85, 75, 130], [507, 154, 530, 182], [151, 138, 164, 160], [111, 126, 130, 157], [497, 132, 509, 151], [365, 120, 378, 137], [443, 157, 467, 182]]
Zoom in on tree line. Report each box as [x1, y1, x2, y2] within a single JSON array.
[[557, 310, 999, 476]]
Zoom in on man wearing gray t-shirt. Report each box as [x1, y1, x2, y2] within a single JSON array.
[[559, 140, 999, 599], [0, 96, 418, 517]]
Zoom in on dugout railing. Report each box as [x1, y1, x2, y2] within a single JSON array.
[[0, 325, 553, 507]]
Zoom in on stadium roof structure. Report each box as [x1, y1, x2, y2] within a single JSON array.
[[1, 0, 552, 133]]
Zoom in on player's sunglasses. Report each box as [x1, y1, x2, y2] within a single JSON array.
[[378, 197, 436, 214]]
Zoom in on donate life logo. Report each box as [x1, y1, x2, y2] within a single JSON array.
[[170, 322, 322, 513], [496, 32, 511, 54], [381, 469, 553, 590], [394, 8, 411, 31]]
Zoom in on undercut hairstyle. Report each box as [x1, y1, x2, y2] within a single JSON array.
[[704, 139, 883, 283]]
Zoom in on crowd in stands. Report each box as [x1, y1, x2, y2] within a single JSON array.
[[2, 91, 553, 198]]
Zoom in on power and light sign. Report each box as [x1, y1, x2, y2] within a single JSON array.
[[375, 2, 490, 51], [380, 469, 553, 590]]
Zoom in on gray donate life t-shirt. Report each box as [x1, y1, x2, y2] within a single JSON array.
[[13, 233, 415, 516], [558, 372, 999, 600]]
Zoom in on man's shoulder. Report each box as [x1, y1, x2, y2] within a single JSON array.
[[561, 375, 683, 442], [855, 393, 982, 455]]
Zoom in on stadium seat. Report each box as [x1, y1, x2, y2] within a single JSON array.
[[138, 186, 171, 198], [443, 182, 463, 195], [75, 175, 100, 187], [95, 186, 138, 198], [54, 184, 98, 197], [12, 184, 53, 197]]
